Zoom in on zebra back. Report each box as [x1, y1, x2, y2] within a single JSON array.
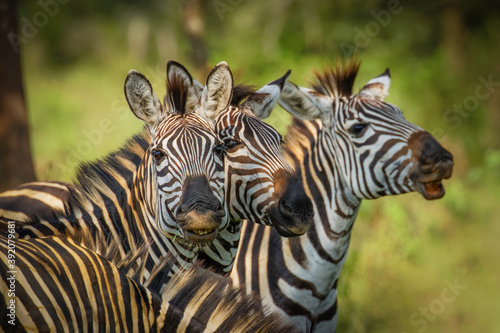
[[0, 221, 298, 332], [3, 63, 314, 280], [0, 182, 72, 223]]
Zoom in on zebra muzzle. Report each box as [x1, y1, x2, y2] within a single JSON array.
[[409, 131, 454, 200], [177, 210, 222, 242]]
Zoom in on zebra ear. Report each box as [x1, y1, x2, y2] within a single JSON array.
[[201, 61, 233, 121], [243, 70, 291, 119], [166, 61, 201, 111], [358, 68, 391, 101], [279, 81, 332, 121], [125, 70, 164, 127]]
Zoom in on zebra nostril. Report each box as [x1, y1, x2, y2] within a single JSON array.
[[420, 155, 433, 165], [419, 155, 434, 172], [279, 199, 294, 216], [215, 204, 226, 217], [178, 205, 188, 214]]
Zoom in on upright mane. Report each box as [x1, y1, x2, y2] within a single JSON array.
[[311, 60, 361, 98], [230, 84, 258, 106], [66, 130, 150, 216]]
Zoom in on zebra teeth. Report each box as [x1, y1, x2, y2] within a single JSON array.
[[192, 229, 214, 235], [416, 180, 445, 200]]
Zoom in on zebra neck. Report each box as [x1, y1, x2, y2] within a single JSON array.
[[284, 118, 362, 244], [134, 157, 202, 282], [58, 160, 153, 258], [49, 131, 165, 262], [189, 219, 241, 277], [281, 118, 363, 313]]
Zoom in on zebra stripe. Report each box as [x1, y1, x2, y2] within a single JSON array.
[[0, 182, 71, 222], [217, 107, 294, 223], [231, 62, 454, 332], [4, 62, 313, 288], [0, 227, 297, 332], [13, 63, 231, 286]]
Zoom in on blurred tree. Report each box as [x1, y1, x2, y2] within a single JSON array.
[[0, 0, 36, 190], [182, 0, 209, 77], [441, 1, 466, 71]]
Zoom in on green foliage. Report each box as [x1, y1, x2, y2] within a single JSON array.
[[16, 0, 500, 331]]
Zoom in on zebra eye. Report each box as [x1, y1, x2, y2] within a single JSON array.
[[151, 148, 165, 164], [214, 144, 227, 157], [224, 139, 240, 149], [349, 123, 368, 137]]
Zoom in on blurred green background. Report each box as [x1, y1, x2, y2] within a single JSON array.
[[16, 0, 500, 331]]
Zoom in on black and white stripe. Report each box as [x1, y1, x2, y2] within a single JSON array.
[[231, 62, 453, 332], [0, 222, 297, 332], [0, 182, 72, 221], [3, 62, 314, 286], [12, 62, 231, 285]]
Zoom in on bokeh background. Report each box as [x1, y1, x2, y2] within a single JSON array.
[[10, 0, 500, 331]]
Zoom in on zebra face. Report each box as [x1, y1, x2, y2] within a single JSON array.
[[125, 62, 234, 244], [216, 105, 314, 238], [279, 65, 453, 201], [149, 114, 227, 243], [333, 97, 453, 199], [184, 69, 314, 237]]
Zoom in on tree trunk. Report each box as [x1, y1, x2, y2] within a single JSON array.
[[441, 2, 466, 71], [0, 0, 36, 191], [182, 0, 209, 77]]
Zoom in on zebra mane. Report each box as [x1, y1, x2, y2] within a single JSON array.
[[64, 228, 297, 331], [71, 231, 298, 331], [311, 60, 361, 98], [230, 84, 258, 106], [61, 217, 170, 285], [73, 223, 296, 331], [162, 263, 298, 332], [65, 129, 150, 215]]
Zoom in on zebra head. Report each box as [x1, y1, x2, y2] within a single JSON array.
[[279, 63, 454, 200], [214, 71, 314, 237], [124, 62, 230, 243]]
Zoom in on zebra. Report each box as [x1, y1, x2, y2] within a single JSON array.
[[5, 61, 313, 282], [0, 182, 73, 222], [230, 61, 454, 332], [0, 220, 297, 332]]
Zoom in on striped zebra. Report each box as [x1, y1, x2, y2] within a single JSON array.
[[0, 221, 297, 332], [0, 182, 72, 222], [5, 61, 313, 282], [230, 62, 454, 332]]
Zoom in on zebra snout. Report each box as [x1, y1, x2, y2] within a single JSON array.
[[277, 195, 314, 235], [419, 148, 453, 172], [177, 202, 225, 218], [268, 171, 314, 237], [279, 195, 314, 222], [416, 135, 454, 179], [409, 131, 454, 200], [175, 208, 224, 242], [174, 174, 227, 242]]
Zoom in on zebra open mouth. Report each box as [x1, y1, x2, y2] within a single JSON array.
[[416, 180, 445, 200], [185, 229, 217, 241]]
